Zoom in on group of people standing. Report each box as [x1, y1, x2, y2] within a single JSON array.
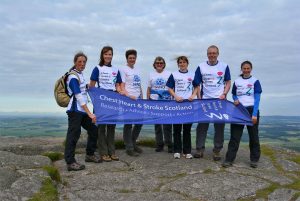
[[63, 45, 262, 171]]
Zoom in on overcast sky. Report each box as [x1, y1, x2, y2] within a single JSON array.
[[0, 0, 299, 116]]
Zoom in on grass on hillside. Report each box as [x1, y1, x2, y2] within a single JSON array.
[[28, 178, 58, 201], [43, 166, 61, 183], [239, 144, 300, 201], [42, 152, 64, 162]]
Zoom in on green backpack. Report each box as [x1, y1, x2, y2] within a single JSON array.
[[54, 70, 80, 107]]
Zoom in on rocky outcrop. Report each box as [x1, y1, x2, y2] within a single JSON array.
[[0, 136, 299, 201], [0, 150, 51, 201]]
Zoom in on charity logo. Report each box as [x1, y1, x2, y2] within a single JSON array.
[[217, 71, 223, 86], [188, 77, 193, 81], [133, 75, 141, 82], [155, 78, 166, 86], [112, 72, 116, 76], [246, 83, 253, 96]]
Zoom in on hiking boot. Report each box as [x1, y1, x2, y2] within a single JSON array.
[[134, 146, 143, 153], [101, 155, 112, 162], [67, 162, 85, 171], [85, 154, 102, 163], [213, 151, 221, 161], [174, 153, 180, 159], [250, 161, 258, 168], [126, 150, 139, 157], [222, 161, 233, 168], [110, 154, 119, 161], [167, 145, 173, 153], [155, 145, 164, 152], [193, 150, 204, 158]]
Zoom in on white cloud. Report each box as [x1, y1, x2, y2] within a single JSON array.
[[0, 0, 299, 115]]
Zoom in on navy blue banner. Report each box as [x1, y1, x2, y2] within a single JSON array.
[[88, 88, 252, 125]]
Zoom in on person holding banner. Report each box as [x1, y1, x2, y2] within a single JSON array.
[[223, 61, 262, 168], [166, 56, 198, 159], [147, 56, 173, 153], [65, 52, 102, 171], [90, 46, 122, 162], [120, 49, 143, 157], [193, 45, 231, 161]]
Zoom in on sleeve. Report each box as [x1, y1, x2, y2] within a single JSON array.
[[119, 68, 125, 82], [224, 66, 231, 81], [231, 82, 238, 101], [69, 78, 81, 95], [254, 80, 262, 94], [75, 93, 85, 106], [116, 70, 122, 83], [253, 93, 261, 116], [193, 66, 202, 86], [166, 74, 175, 89], [253, 80, 262, 116], [90, 67, 99, 81]]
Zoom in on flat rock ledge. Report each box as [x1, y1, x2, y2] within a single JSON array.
[[0, 136, 299, 201]]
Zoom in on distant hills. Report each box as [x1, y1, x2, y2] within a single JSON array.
[[0, 114, 299, 151]]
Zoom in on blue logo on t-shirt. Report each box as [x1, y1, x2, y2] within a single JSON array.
[[134, 75, 140, 82], [155, 78, 166, 86]]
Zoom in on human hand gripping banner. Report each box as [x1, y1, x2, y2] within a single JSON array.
[[88, 88, 252, 125]]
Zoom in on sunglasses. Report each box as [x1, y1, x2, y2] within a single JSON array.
[[155, 62, 164, 65]]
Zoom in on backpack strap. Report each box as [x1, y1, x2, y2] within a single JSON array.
[[68, 70, 81, 83], [65, 70, 81, 98]]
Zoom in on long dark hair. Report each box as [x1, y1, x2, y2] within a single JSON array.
[[99, 46, 113, 66], [70, 52, 87, 71], [240, 60, 252, 76]]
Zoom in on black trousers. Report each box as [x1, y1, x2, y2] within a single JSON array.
[[64, 112, 98, 164], [225, 107, 260, 163], [155, 124, 172, 147], [173, 124, 192, 154]]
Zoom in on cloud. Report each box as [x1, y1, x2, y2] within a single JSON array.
[[0, 0, 299, 115]]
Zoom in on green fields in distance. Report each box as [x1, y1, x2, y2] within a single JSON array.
[[0, 115, 299, 151]]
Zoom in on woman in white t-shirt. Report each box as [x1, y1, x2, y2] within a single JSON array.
[[147, 56, 173, 153], [223, 60, 262, 168], [65, 52, 101, 171], [166, 56, 198, 159], [90, 46, 122, 162], [119, 49, 143, 157]]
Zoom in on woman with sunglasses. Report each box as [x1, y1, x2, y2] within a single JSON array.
[[147, 56, 173, 153]]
